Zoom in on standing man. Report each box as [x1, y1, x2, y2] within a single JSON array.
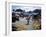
[[26, 15, 30, 25]]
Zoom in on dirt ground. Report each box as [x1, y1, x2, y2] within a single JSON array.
[[12, 17, 41, 31]]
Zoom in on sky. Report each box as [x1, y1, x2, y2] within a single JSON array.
[[12, 5, 41, 12]]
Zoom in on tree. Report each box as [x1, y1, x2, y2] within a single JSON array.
[[15, 9, 23, 12], [33, 9, 41, 16]]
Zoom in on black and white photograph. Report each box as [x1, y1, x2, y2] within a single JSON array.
[[12, 4, 41, 31]]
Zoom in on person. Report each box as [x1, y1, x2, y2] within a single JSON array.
[[26, 16, 30, 25], [12, 14, 20, 31], [32, 15, 41, 30], [12, 14, 19, 22]]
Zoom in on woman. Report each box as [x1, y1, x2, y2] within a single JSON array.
[[32, 15, 41, 30]]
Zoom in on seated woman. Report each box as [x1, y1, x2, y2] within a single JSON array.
[[12, 14, 19, 22], [32, 15, 41, 30]]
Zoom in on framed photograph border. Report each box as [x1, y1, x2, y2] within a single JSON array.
[[5, 1, 44, 35]]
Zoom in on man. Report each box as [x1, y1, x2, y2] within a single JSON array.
[[26, 16, 30, 25]]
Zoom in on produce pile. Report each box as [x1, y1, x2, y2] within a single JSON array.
[[32, 20, 41, 30]]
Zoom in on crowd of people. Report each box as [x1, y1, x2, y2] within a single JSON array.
[[12, 9, 41, 31]]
